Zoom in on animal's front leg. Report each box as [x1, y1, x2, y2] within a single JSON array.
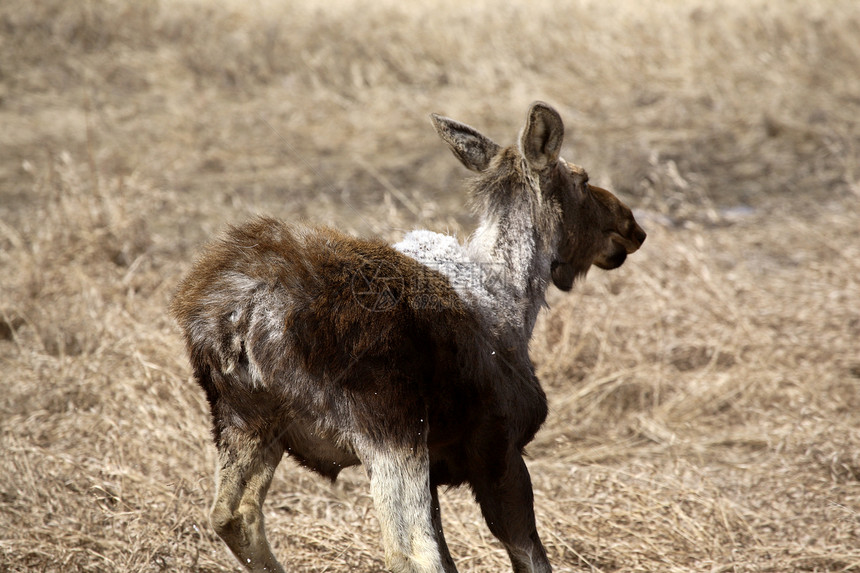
[[430, 485, 458, 573], [472, 451, 551, 573], [355, 434, 445, 573]]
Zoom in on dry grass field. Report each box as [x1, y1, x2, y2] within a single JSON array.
[[1, 0, 859, 571]]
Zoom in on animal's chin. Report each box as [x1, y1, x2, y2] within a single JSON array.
[[550, 261, 581, 291], [594, 249, 627, 270]]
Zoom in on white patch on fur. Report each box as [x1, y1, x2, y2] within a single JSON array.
[[394, 230, 465, 267], [395, 230, 498, 320], [221, 271, 262, 298], [465, 213, 499, 264], [240, 350, 264, 389]]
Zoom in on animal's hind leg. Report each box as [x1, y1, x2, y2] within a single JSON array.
[[210, 430, 285, 573]]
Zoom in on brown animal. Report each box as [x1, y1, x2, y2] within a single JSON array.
[[170, 101, 646, 573]]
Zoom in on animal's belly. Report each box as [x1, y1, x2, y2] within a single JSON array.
[[280, 422, 361, 480]]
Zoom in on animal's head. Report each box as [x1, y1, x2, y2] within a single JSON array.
[[430, 101, 646, 291]]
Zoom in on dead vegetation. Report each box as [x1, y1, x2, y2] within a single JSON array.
[[1, 0, 859, 571]]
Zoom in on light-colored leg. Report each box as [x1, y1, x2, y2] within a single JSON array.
[[357, 439, 444, 573], [210, 433, 285, 573]]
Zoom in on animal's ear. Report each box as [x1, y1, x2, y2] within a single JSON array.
[[520, 101, 564, 170], [430, 113, 501, 172]]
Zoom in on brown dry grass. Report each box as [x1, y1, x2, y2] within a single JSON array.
[[1, 0, 859, 571]]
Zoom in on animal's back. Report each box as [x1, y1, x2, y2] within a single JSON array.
[[169, 217, 479, 445], [173, 216, 456, 372]]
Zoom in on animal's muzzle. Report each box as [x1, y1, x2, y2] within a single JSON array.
[[626, 222, 647, 254], [612, 222, 646, 255]]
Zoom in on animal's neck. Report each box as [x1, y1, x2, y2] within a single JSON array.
[[467, 174, 556, 340]]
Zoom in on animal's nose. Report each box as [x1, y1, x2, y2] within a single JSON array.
[[626, 222, 646, 253], [633, 223, 646, 246]]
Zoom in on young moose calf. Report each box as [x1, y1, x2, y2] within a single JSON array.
[[171, 102, 646, 573]]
